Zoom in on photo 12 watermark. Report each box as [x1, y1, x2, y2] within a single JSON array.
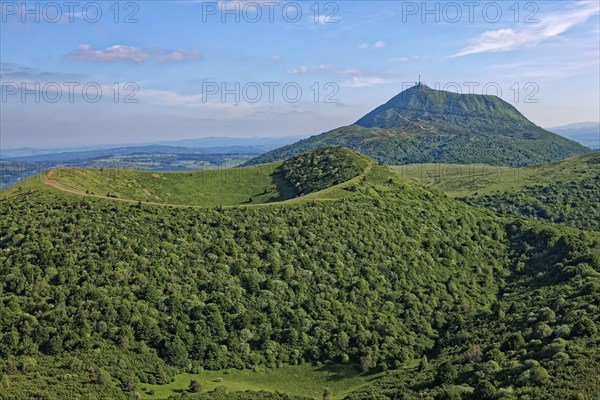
[[201, 81, 340, 104], [1, 1, 139, 24], [401, 81, 540, 104], [1, 81, 139, 103], [400, 1, 539, 23], [201, 1, 339, 24]]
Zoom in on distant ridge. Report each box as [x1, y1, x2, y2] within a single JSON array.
[[246, 84, 590, 167], [548, 122, 600, 149]]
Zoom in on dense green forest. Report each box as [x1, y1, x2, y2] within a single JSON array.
[[463, 177, 600, 231], [0, 148, 598, 399]]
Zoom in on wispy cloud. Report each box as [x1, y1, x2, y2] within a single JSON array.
[[288, 65, 363, 75], [137, 88, 260, 118], [156, 50, 202, 62], [66, 45, 201, 63], [357, 40, 385, 49], [137, 89, 205, 106], [0, 62, 82, 82], [288, 64, 391, 87], [342, 76, 390, 88], [66, 45, 152, 62], [390, 55, 428, 63], [452, 1, 600, 57], [491, 58, 600, 80]]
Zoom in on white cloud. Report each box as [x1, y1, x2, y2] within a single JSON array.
[[357, 41, 385, 49], [156, 50, 201, 63], [138, 88, 259, 118], [138, 89, 205, 106], [491, 58, 600, 80], [288, 64, 390, 88], [270, 55, 282, 62], [66, 45, 152, 62], [453, 1, 600, 57], [288, 65, 363, 75], [312, 13, 339, 24], [390, 55, 428, 63], [66, 45, 201, 63], [342, 76, 389, 88]]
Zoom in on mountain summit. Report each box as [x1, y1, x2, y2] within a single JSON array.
[[355, 83, 531, 130], [246, 84, 590, 167]]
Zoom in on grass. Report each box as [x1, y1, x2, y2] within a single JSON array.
[[2, 148, 376, 209], [0, 161, 376, 210], [392, 152, 600, 197], [137, 363, 387, 400], [48, 163, 296, 207]]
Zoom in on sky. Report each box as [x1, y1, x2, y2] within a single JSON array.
[[1, 0, 599, 149]]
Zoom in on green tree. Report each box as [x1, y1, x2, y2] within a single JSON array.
[[572, 317, 597, 337], [419, 355, 428, 371], [359, 352, 373, 373], [530, 366, 551, 386], [474, 380, 496, 400], [188, 379, 201, 393], [436, 362, 457, 385]]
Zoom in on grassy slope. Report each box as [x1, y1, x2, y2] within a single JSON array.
[[393, 152, 600, 231], [47, 163, 294, 207], [393, 152, 600, 198]]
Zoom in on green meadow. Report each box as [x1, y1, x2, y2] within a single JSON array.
[[138, 363, 387, 400], [48, 163, 295, 207]]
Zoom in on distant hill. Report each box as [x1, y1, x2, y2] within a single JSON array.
[[0, 136, 302, 160], [3, 145, 267, 163], [246, 84, 590, 167], [549, 122, 600, 149], [397, 152, 600, 231]]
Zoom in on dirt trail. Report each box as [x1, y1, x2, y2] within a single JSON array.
[[397, 114, 437, 133]]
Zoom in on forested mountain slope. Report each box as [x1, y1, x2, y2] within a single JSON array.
[[396, 152, 600, 231], [0, 148, 598, 400], [461, 153, 600, 231], [246, 85, 590, 167]]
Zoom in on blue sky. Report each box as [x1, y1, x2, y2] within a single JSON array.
[[1, 0, 599, 149]]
